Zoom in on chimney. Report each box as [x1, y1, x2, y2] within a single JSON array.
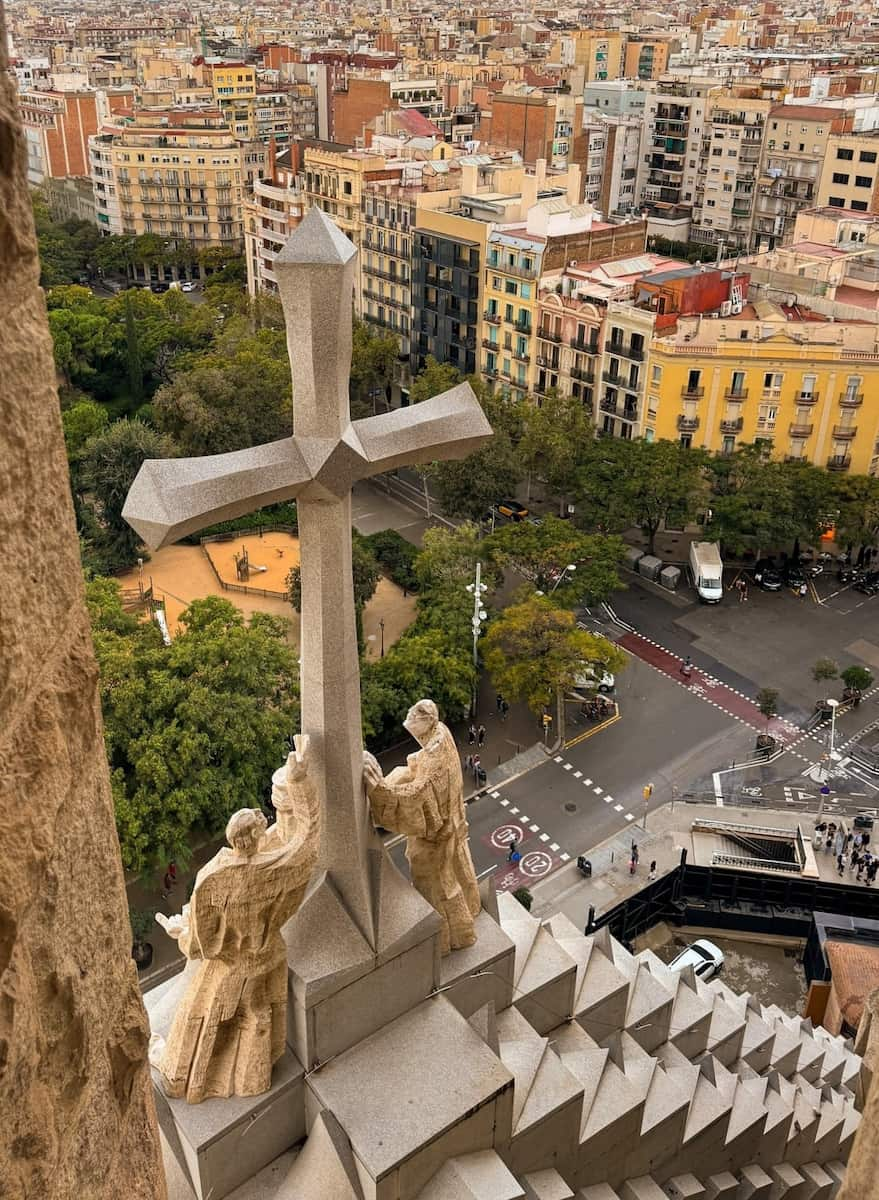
[[521, 170, 538, 213], [535, 156, 547, 190], [566, 162, 582, 205], [460, 160, 479, 195]]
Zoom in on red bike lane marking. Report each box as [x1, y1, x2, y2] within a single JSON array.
[[618, 631, 799, 742]]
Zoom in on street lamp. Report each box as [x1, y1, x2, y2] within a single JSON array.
[[827, 698, 840, 762], [379, 617, 385, 658], [466, 562, 488, 716], [550, 564, 577, 595]]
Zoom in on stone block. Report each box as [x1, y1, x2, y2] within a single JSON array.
[[798, 1163, 833, 1200], [152, 1050, 305, 1200], [736, 1165, 773, 1200], [704, 1175, 739, 1200], [659, 565, 681, 592], [767, 1163, 804, 1200], [620, 1178, 668, 1200], [522, 1168, 576, 1199], [440, 909, 516, 1019], [624, 547, 645, 572], [664, 1175, 706, 1200], [637, 555, 663, 582], [304, 994, 514, 1200], [418, 1150, 525, 1199]]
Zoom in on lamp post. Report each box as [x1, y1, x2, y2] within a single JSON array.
[[827, 697, 840, 762], [550, 563, 577, 595], [466, 561, 488, 717], [379, 617, 385, 658]]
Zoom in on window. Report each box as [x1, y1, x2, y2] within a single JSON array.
[[829, 197, 845, 208], [855, 176, 872, 188], [730, 371, 745, 395], [832, 172, 850, 185], [851, 200, 869, 211], [651, 364, 662, 385], [859, 150, 877, 164], [763, 372, 782, 392], [836, 148, 854, 160]]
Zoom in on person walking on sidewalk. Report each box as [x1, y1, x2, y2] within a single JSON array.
[[468, 723, 476, 746], [477, 724, 486, 748], [648, 860, 657, 881], [496, 693, 503, 714], [501, 699, 509, 721]]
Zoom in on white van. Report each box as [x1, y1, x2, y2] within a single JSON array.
[[689, 541, 723, 603]]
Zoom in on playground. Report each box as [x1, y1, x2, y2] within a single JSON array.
[[117, 530, 416, 655]]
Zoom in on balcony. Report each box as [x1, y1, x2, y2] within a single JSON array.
[[483, 311, 501, 325], [536, 354, 559, 369], [514, 319, 532, 335], [678, 415, 700, 432], [720, 417, 744, 433], [839, 392, 863, 408], [482, 338, 498, 350], [537, 326, 561, 343], [570, 337, 600, 354], [832, 425, 858, 440], [487, 260, 538, 281], [789, 423, 814, 438], [827, 455, 851, 472], [795, 391, 818, 405], [513, 350, 530, 363], [600, 398, 619, 415], [603, 370, 624, 386], [571, 367, 594, 384], [680, 386, 704, 400], [724, 388, 748, 401]]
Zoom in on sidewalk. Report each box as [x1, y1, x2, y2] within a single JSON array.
[[529, 800, 873, 931]]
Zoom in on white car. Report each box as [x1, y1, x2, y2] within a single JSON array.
[[180, 280, 197, 293], [668, 938, 724, 980], [574, 664, 615, 694]]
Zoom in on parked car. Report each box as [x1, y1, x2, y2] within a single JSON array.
[[573, 663, 615, 695], [754, 559, 782, 591], [668, 938, 724, 980], [180, 280, 197, 293], [496, 499, 529, 521], [784, 562, 806, 589]]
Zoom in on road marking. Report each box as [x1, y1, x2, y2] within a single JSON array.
[[605, 795, 614, 804], [560, 852, 570, 862], [594, 786, 603, 795], [530, 823, 540, 832], [490, 790, 500, 798], [510, 806, 519, 814], [625, 813, 635, 821], [554, 756, 564, 763], [605, 796, 613, 804], [539, 833, 550, 842], [573, 770, 583, 778], [499, 798, 509, 806], [550, 842, 560, 852], [490, 824, 524, 849], [520, 813, 529, 822], [584, 778, 593, 785], [614, 804, 623, 812], [564, 763, 573, 771], [519, 850, 554, 878]]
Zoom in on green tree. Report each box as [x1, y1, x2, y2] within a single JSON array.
[[123, 291, 144, 402], [812, 658, 839, 693], [32, 193, 101, 286], [409, 355, 462, 405], [430, 429, 521, 520], [350, 318, 399, 418], [576, 438, 707, 554], [153, 326, 292, 454], [482, 593, 625, 715], [415, 523, 501, 595], [80, 419, 179, 568], [486, 515, 623, 605], [517, 390, 593, 516], [841, 665, 873, 693], [833, 474, 879, 551], [46, 285, 122, 391], [90, 586, 299, 872], [286, 533, 380, 615], [62, 398, 110, 462], [755, 687, 779, 727]]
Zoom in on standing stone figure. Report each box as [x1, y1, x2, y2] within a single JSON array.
[[363, 700, 481, 954], [150, 736, 319, 1103]]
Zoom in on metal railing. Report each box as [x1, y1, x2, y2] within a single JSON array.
[[710, 853, 802, 873]]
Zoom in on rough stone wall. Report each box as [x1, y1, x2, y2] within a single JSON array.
[[0, 12, 167, 1200]]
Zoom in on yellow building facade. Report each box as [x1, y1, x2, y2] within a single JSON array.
[[110, 110, 244, 248], [648, 308, 879, 475]]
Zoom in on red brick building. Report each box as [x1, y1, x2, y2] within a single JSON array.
[[19, 88, 131, 186]]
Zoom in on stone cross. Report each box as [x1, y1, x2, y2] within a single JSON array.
[[123, 208, 492, 950]]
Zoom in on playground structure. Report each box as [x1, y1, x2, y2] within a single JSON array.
[[204, 528, 299, 597]]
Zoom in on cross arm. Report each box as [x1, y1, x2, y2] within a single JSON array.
[[122, 437, 312, 549], [351, 382, 493, 480]]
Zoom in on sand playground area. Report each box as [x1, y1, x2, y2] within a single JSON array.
[[118, 529, 416, 657]]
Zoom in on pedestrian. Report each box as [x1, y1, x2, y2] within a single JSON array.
[[850, 849, 860, 874], [464, 754, 473, 773], [854, 832, 862, 851], [834, 828, 845, 858], [507, 836, 519, 863], [737, 578, 745, 603], [629, 856, 637, 875], [680, 655, 692, 678], [800, 581, 807, 598], [472, 754, 481, 780], [501, 699, 509, 721], [496, 693, 503, 713], [468, 723, 476, 746], [867, 859, 878, 887], [857, 853, 867, 881], [477, 724, 486, 748], [837, 851, 847, 876], [648, 860, 657, 881], [631, 842, 639, 865]]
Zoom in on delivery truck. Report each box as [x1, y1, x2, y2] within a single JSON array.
[[689, 541, 723, 603]]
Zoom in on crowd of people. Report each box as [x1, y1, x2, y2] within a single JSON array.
[[816, 822, 877, 885]]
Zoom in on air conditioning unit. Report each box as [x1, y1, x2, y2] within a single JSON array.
[[730, 301, 743, 314], [720, 300, 733, 316]]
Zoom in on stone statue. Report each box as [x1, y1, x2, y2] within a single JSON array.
[[150, 736, 319, 1103], [363, 701, 481, 955]]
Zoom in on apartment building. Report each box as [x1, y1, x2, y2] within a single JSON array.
[[483, 229, 543, 400], [587, 115, 643, 218], [411, 207, 484, 379], [816, 131, 879, 214], [753, 105, 842, 249], [89, 128, 122, 233], [688, 95, 770, 252], [301, 144, 391, 287], [19, 85, 128, 186], [624, 38, 672, 82], [109, 109, 244, 247], [638, 84, 709, 240], [649, 304, 879, 474], [244, 147, 304, 295], [551, 30, 625, 83], [478, 89, 588, 174], [207, 61, 257, 140]]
